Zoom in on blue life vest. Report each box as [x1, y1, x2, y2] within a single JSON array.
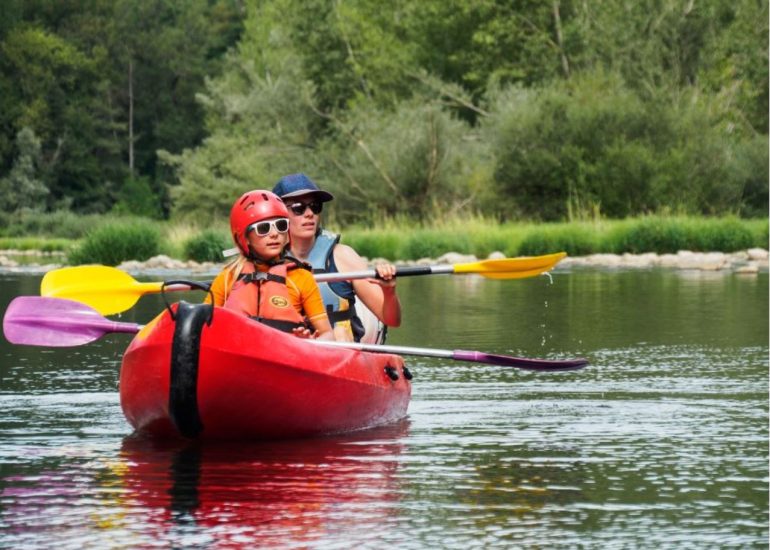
[[306, 230, 364, 340]]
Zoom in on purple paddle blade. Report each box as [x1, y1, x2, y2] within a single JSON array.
[[451, 350, 588, 371], [3, 296, 140, 347]]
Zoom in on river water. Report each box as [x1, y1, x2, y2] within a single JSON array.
[[0, 269, 767, 548]]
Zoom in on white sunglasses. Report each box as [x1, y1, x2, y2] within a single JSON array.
[[248, 218, 289, 236]]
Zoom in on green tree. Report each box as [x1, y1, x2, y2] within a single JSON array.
[[0, 0, 245, 216], [0, 127, 49, 212], [317, 99, 490, 223], [163, 27, 319, 224], [0, 25, 113, 211], [484, 71, 766, 220]]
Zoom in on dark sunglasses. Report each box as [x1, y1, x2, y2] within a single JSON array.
[[248, 218, 289, 236], [287, 201, 323, 216]]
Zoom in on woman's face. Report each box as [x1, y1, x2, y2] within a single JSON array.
[[285, 195, 322, 240], [246, 217, 289, 260]]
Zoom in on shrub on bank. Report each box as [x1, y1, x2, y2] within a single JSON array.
[[604, 217, 757, 254], [0, 237, 73, 252], [183, 229, 230, 262], [689, 218, 756, 252], [517, 225, 598, 256], [0, 209, 102, 239], [68, 223, 161, 266], [605, 218, 692, 254], [401, 230, 472, 260], [342, 231, 402, 261]]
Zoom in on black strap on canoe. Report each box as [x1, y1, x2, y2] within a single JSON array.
[[169, 301, 212, 438]]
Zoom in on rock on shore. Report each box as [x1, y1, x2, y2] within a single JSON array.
[[0, 249, 767, 275], [387, 249, 769, 275], [554, 248, 769, 274]]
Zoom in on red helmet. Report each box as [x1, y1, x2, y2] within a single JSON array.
[[230, 190, 290, 256]]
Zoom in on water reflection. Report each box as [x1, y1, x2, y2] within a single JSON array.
[[117, 420, 410, 547], [0, 271, 767, 547]]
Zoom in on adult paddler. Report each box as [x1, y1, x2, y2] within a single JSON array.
[[272, 173, 401, 343]]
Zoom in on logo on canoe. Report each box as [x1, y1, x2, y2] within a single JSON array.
[[270, 296, 289, 308]]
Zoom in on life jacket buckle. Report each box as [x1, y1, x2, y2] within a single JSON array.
[[243, 271, 270, 284]]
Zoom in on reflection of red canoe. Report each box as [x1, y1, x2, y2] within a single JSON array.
[[119, 420, 408, 545], [119, 303, 411, 440]]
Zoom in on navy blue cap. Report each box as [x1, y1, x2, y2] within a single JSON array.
[[272, 173, 334, 202]]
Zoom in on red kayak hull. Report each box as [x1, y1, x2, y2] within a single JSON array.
[[119, 304, 411, 440]]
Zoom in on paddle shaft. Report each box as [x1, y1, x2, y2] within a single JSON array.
[[4, 297, 588, 370], [316, 265, 451, 282], [107, 266, 481, 290], [153, 264, 523, 286], [310, 340, 588, 371]]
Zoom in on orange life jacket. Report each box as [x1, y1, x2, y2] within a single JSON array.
[[223, 261, 308, 332]]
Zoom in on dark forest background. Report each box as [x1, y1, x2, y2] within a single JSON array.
[[1, 0, 767, 231]]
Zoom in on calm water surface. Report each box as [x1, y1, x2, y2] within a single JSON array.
[[0, 269, 767, 548]]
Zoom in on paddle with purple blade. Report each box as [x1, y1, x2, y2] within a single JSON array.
[[311, 341, 589, 372], [3, 296, 589, 371], [451, 349, 588, 371], [3, 296, 141, 347]]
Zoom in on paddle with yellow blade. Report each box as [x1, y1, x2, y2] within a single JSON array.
[[41, 252, 567, 316]]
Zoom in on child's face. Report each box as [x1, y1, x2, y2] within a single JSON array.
[[246, 217, 289, 260]]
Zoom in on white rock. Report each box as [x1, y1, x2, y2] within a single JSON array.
[[699, 252, 729, 271], [658, 254, 680, 268], [621, 252, 659, 268], [747, 248, 768, 261], [730, 251, 750, 262], [734, 263, 759, 274], [588, 254, 622, 267], [487, 251, 506, 260], [435, 252, 477, 264], [674, 251, 727, 270], [560, 257, 588, 267]]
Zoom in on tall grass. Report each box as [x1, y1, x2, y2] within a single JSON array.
[[0, 237, 73, 252], [68, 222, 162, 266], [9, 213, 766, 263], [339, 215, 767, 260]]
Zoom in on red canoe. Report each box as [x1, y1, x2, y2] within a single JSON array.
[[119, 302, 411, 440]]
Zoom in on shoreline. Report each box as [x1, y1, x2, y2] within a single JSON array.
[[0, 248, 767, 277]]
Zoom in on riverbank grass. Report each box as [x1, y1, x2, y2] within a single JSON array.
[[342, 216, 767, 260], [5, 215, 765, 264], [0, 237, 74, 253]]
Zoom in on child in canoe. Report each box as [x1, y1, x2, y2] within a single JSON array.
[[206, 190, 335, 340]]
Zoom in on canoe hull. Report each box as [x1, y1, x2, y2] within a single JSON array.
[[119, 303, 411, 440]]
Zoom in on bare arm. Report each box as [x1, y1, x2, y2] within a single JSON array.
[[333, 244, 401, 327], [294, 269, 336, 340]]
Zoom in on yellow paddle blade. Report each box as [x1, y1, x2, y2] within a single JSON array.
[[40, 265, 163, 316], [453, 252, 567, 277]]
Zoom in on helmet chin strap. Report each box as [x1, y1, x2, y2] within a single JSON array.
[[247, 244, 286, 266]]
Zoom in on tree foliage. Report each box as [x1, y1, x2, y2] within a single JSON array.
[[1, 0, 766, 227], [0, 0, 244, 223], [484, 71, 767, 220], [0, 127, 48, 212]]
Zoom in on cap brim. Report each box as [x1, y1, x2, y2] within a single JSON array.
[[279, 189, 334, 202]]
